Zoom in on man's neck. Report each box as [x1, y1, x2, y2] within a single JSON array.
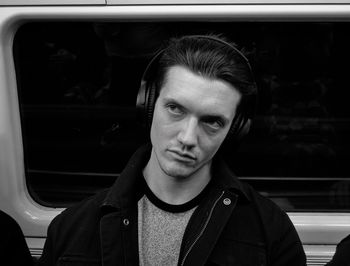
[[142, 149, 211, 205]]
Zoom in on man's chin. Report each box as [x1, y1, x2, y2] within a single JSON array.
[[161, 165, 195, 179]]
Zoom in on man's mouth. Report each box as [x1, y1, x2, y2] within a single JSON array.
[[168, 149, 196, 163]]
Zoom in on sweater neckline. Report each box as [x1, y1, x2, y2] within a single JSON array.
[[141, 177, 211, 213]]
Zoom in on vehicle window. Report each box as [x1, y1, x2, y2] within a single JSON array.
[[14, 22, 350, 210]]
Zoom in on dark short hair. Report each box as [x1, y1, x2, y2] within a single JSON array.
[[154, 35, 256, 102]]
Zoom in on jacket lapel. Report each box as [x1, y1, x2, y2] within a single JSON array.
[[179, 156, 248, 266], [99, 145, 151, 266], [100, 207, 139, 266], [179, 190, 238, 266], [100, 212, 124, 266]]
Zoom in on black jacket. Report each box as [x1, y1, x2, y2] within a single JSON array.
[[0, 210, 34, 266], [326, 234, 350, 266], [39, 144, 306, 266]]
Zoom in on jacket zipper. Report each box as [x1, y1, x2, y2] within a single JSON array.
[[179, 190, 225, 266]]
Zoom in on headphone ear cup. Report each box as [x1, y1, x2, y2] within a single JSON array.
[[137, 48, 165, 129], [227, 114, 251, 141], [145, 83, 157, 128], [136, 80, 148, 128], [236, 118, 251, 140]]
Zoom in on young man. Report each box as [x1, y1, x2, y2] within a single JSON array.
[[39, 35, 306, 266]]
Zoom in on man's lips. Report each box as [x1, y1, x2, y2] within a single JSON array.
[[167, 149, 196, 162]]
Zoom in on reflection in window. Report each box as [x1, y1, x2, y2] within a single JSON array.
[[14, 22, 350, 210]]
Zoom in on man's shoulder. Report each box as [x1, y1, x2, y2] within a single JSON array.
[[235, 180, 295, 231], [49, 188, 110, 233], [213, 157, 288, 219], [234, 181, 306, 264], [39, 189, 112, 264], [237, 179, 274, 204]]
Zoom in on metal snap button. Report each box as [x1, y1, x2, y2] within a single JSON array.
[[223, 198, 231, 206], [123, 219, 129, 226]]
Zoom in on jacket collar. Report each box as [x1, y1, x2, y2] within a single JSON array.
[[210, 155, 251, 202], [101, 143, 251, 211], [101, 143, 151, 211]]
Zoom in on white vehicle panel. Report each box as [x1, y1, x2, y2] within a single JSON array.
[[0, 0, 105, 6]]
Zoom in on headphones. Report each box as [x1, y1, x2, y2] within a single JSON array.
[[136, 35, 257, 141]]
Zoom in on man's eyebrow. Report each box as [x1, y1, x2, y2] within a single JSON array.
[[201, 114, 230, 125], [163, 97, 231, 124], [162, 97, 184, 107]]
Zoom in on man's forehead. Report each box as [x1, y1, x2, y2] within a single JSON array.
[[162, 66, 241, 98], [162, 65, 240, 94], [160, 66, 241, 118]]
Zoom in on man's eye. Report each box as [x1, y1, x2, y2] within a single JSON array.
[[203, 119, 224, 131], [167, 104, 183, 115]]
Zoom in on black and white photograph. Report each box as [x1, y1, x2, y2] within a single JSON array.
[[0, 0, 350, 265]]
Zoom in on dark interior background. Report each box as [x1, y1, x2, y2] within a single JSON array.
[[13, 22, 350, 211]]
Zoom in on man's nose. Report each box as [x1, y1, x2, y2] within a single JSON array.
[[177, 117, 198, 148]]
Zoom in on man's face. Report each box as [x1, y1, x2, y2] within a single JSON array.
[[150, 65, 241, 179]]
